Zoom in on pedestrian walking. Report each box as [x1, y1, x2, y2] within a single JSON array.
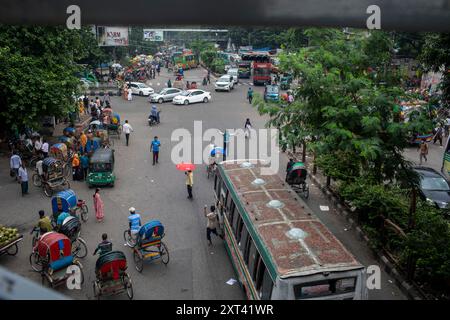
[[71, 153, 82, 181], [419, 141, 429, 164], [103, 92, 111, 105], [207, 71, 211, 84], [247, 87, 253, 104], [41, 139, 49, 158], [244, 118, 252, 139], [18, 162, 29, 196], [93, 188, 104, 222], [150, 136, 161, 165], [79, 132, 87, 153], [10, 151, 22, 179], [122, 120, 134, 146], [204, 205, 222, 246], [185, 170, 194, 199], [80, 153, 89, 180], [127, 87, 133, 101], [167, 79, 172, 88], [202, 77, 207, 86], [433, 124, 444, 146]]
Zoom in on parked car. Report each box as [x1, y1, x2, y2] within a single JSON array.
[[414, 166, 450, 209], [149, 88, 183, 103], [215, 75, 234, 92], [128, 82, 154, 96], [172, 89, 211, 105]]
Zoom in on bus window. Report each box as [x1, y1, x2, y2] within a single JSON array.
[[293, 277, 357, 299], [244, 234, 252, 264], [255, 256, 265, 290], [260, 269, 274, 300], [236, 216, 245, 243], [214, 174, 219, 195], [239, 226, 249, 253], [248, 241, 258, 275], [227, 201, 235, 225], [232, 207, 240, 233], [252, 251, 261, 281]]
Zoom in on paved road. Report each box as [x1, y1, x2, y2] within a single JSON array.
[[0, 66, 406, 299]]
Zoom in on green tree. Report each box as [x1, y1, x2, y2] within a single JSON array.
[[0, 26, 98, 134], [420, 33, 450, 107]]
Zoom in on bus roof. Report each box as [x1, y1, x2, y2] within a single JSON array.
[[218, 160, 363, 280]]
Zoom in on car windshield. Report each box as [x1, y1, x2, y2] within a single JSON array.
[[138, 84, 148, 88], [420, 176, 450, 191], [179, 91, 190, 96], [267, 86, 279, 94], [219, 77, 230, 82], [90, 163, 112, 172], [158, 89, 168, 94]]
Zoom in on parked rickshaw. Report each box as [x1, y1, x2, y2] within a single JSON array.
[[32, 157, 70, 197], [51, 189, 88, 223], [286, 162, 309, 199], [29, 231, 84, 288], [58, 135, 75, 151], [58, 215, 88, 258], [93, 251, 133, 300], [63, 127, 76, 137], [49, 144, 73, 177], [107, 112, 122, 139], [87, 148, 116, 187], [130, 220, 169, 272]]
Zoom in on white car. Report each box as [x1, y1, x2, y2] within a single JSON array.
[[227, 68, 239, 84], [149, 88, 184, 103], [215, 75, 235, 92], [128, 82, 154, 96], [172, 89, 212, 105]]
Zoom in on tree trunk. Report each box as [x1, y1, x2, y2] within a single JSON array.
[[326, 176, 331, 188], [302, 141, 307, 163], [313, 153, 317, 175]]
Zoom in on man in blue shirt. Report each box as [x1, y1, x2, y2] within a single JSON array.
[[128, 207, 141, 236], [56, 211, 71, 229], [150, 136, 161, 165]]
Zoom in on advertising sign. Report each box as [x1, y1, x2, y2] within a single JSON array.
[[98, 27, 129, 46], [143, 29, 164, 41]]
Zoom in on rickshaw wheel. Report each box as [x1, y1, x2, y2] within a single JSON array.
[[123, 273, 134, 300], [123, 230, 137, 248], [43, 184, 53, 197], [6, 243, 18, 256], [32, 174, 42, 187], [93, 281, 101, 300], [160, 242, 169, 265], [29, 252, 44, 272], [133, 250, 143, 273], [73, 238, 88, 258]]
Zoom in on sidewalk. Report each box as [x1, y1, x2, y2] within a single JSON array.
[[49, 114, 92, 143]]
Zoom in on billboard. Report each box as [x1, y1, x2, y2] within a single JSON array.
[[143, 29, 164, 41], [98, 27, 129, 46]]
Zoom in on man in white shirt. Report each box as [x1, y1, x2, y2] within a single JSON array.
[[18, 163, 29, 196], [34, 136, 42, 154], [41, 139, 49, 158], [122, 120, 134, 146], [10, 151, 22, 179]]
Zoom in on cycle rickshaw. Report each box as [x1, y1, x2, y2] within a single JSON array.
[[58, 215, 88, 259], [286, 162, 310, 199], [93, 251, 133, 300], [29, 231, 84, 288], [104, 110, 122, 140], [129, 220, 169, 272], [32, 157, 70, 197], [51, 189, 88, 223]]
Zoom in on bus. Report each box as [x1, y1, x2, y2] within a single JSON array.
[[238, 61, 251, 78], [213, 159, 368, 300], [173, 52, 198, 70], [241, 53, 272, 85]]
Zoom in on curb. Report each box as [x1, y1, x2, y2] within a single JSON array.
[[289, 152, 424, 300]]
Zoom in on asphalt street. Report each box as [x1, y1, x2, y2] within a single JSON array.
[[0, 66, 407, 299]]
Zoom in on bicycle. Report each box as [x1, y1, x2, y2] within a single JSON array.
[[30, 227, 41, 248], [72, 199, 89, 222]]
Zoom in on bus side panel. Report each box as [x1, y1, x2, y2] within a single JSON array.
[[222, 217, 256, 300]]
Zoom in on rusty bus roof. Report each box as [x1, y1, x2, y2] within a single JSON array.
[[219, 160, 363, 279]]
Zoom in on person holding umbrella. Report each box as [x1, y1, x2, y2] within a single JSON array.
[[186, 170, 194, 199]]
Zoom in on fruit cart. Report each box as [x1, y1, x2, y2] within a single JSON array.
[[0, 225, 23, 257]]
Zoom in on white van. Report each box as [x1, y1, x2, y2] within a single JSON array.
[[227, 68, 239, 84]]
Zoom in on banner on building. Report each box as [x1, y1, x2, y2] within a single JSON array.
[[98, 27, 129, 46], [143, 29, 164, 41]]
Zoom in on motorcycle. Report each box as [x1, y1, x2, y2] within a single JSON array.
[[148, 111, 161, 126]]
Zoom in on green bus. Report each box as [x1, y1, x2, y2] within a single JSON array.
[[213, 159, 368, 300], [173, 53, 198, 70]]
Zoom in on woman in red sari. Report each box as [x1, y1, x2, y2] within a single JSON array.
[[93, 188, 104, 222]]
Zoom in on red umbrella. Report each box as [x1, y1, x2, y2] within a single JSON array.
[[176, 162, 196, 171]]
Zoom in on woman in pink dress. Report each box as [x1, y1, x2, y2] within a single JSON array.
[[93, 188, 104, 222]]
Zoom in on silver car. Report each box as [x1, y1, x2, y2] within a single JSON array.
[[149, 88, 184, 103]]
